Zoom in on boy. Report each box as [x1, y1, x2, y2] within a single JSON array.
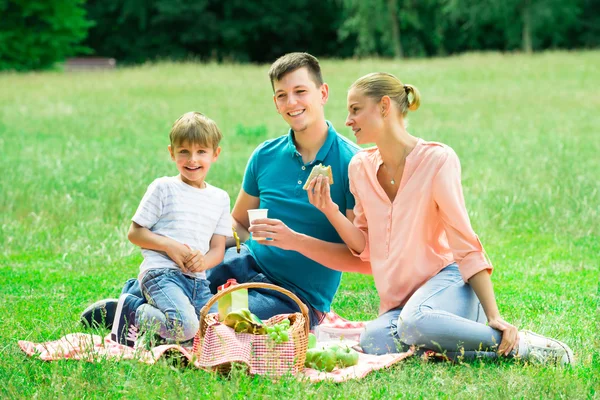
[[83, 53, 370, 335], [111, 112, 231, 347]]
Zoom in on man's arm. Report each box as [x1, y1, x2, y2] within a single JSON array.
[[249, 209, 372, 274], [225, 188, 260, 248]]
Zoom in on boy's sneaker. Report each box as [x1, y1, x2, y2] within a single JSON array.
[[80, 298, 118, 329], [519, 330, 575, 366], [110, 294, 143, 347]]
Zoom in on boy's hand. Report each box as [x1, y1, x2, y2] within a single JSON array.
[[184, 249, 206, 273], [166, 242, 193, 272]]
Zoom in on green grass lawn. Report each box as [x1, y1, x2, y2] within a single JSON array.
[[1, 51, 598, 399]]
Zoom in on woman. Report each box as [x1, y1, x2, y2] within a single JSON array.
[[306, 72, 574, 364]]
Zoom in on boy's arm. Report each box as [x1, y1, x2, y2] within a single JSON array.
[[128, 222, 191, 270], [225, 188, 260, 248], [205, 235, 227, 269]]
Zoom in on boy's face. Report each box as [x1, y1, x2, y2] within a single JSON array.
[[273, 67, 329, 133], [168, 141, 220, 189]]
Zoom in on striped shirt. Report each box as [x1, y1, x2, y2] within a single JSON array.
[[132, 176, 232, 280]]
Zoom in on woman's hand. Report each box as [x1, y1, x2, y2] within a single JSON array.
[[306, 175, 339, 217], [488, 316, 519, 356]]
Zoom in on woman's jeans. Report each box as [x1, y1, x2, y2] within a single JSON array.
[[360, 264, 503, 360], [136, 268, 215, 342]]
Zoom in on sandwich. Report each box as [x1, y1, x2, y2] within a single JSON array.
[[303, 164, 334, 190]]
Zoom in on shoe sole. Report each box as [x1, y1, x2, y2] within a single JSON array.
[[110, 294, 136, 347], [80, 298, 119, 329], [522, 330, 575, 365]]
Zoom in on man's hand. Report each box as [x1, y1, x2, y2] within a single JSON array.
[[488, 316, 519, 356], [165, 242, 193, 272], [306, 175, 339, 217], [248, 218, 299, 251], [184, 248, 207, 273]]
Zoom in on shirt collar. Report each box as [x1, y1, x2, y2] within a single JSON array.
[[286, 121, 336, 162]]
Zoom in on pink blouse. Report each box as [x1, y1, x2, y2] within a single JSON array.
[[349, 139, 492, 315]]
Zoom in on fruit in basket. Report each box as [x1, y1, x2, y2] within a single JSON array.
[[266, 320, 291, 343], [335, 346, 359, 367], [223, 309, 266, 334]]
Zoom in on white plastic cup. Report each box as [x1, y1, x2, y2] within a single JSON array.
[[248, 209, 268, 241]]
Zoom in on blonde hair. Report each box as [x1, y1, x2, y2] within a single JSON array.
[[169, 112, 222, 150], [350, 72, 420, 117]]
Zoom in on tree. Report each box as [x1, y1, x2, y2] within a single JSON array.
[[0, 0, 91, 71]]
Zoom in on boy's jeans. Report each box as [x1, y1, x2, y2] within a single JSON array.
[[360, 263, 503, 360], [135, 268, 215, 342], [123, 245, 322, 330]]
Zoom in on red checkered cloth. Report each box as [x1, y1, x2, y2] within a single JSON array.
[[319, 311, 368, 329], [194, 319, 300, 376], [18, 312, 413, 382]]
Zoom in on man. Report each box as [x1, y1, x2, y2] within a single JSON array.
[[82, 53, 370, 342]]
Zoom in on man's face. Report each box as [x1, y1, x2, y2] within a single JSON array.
[[273, 67, 328, 133]]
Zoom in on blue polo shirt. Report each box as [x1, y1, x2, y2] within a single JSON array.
[[242, 122, 360, 311]]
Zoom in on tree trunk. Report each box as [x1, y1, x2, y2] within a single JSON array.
[[387, 0, 403, 58], [521, 0, 532, 53]]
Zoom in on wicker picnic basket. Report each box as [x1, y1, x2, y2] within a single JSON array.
[[192, 282, 310, 376]]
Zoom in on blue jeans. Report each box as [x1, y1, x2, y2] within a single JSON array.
[[135, 268, 216, 342], [123, 245, 321, 330], [206, 245, 322, 329], [360, 264, 502, 360]]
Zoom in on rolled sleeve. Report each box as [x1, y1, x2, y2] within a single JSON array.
[[433, 149, 492, 282]]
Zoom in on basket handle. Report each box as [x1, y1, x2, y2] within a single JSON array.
[[199, 282, 310, 338]]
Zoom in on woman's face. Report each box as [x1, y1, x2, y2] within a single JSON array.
[[345, 88, 383, 145]]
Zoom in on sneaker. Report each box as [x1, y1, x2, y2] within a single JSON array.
[[80, 298, 118, 329], [110, 294, 143, 347], [519, 330, 575, 366]]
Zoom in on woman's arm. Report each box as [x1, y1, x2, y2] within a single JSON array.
[[433, 148, 518, 355], [306, 175, 366, 254], [248, 210, 372, 274], [468, 270, 519, 355]]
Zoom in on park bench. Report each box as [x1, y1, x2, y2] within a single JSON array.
[[65, 57, 116, 71]]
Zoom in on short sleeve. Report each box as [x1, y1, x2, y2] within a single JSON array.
[[242, 145, 261, 197], [132, 179, 163, 229], [213, 191, 233, 237]]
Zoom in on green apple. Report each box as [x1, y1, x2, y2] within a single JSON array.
[[307, 333, 317, 349], [327, 344, 341, 353], [314, 349, 337, 372], [335, 346, 359, 367]]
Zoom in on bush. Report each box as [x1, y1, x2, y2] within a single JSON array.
[[0, 0, 92, 71]]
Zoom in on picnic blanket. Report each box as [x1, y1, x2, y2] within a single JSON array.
[[18, 312, 413, 383]]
